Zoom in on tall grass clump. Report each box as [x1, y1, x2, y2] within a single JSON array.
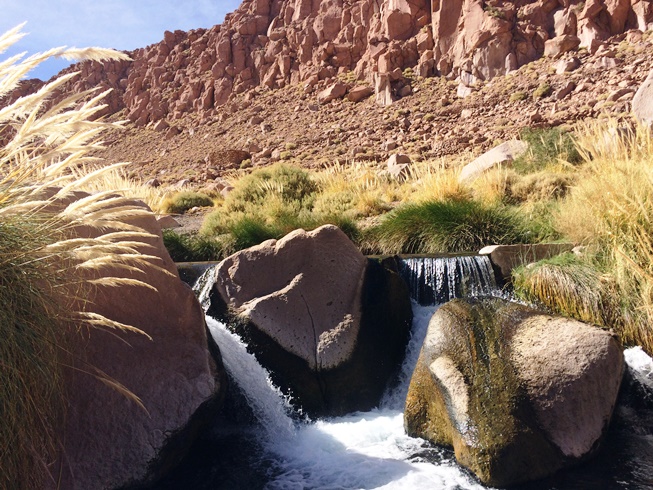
[[365, 197, 530, 254], [162, 229, 223, 262], [513, 254, 622, 328], [553, 120, 653, 352], [0, 25, 161, 488], [513, 127, 581, 173]]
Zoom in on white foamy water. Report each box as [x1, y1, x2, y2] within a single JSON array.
[[624, 346, 653, 393], [207, 305, 485, 490]]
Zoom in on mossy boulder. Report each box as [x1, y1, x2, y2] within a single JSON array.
[[404, 297, 623, 487], [208, 225, 412, 417]]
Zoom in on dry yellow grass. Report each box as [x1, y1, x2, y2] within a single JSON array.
[[552, 120, 653, 351]]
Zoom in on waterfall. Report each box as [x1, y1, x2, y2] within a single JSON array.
[[188, 263, 653, 489], [205, 308, 484, 490], [398, 255, 499, 305]]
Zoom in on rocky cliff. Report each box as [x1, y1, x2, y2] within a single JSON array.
[[23, 0, 653, 127]]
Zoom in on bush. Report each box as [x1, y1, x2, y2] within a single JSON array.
[[366, 198, 530, 254], [162, 230, 224, 262], [224, 163, 318, 212], [509, 91, 528, 102], [513, 127, 581, 173], [161, 191, 214, 214], [533, 82, 552, 99]]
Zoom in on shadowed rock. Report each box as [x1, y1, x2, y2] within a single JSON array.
[[44, 191, 224, 489]]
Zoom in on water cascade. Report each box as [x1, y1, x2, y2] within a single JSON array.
[[398, 255, 499, 305], [179, 263, 653, 489]]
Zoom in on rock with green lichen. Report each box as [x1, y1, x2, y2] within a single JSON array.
[[404, 297, 624, 487]]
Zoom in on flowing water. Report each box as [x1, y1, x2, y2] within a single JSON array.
[[206, 307, 487, 489], [398, 255, 500, 305], [162, 258, 653, 490]]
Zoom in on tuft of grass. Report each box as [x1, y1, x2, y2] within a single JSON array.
[[509, 91, 528, 102], [161, 191, 214, 214], [365, 198, 530, 254], [162, 230, 224, 262], [512, 127, 581, 173], [533, 82, 552, 99], [513, 254, 622, 329]]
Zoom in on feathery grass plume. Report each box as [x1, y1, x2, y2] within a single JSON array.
[[0, 26, 164, 489]]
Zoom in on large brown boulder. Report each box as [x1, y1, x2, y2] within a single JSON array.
[[49, 192, 224, 489], [207, 225, 412, 417], [405, 298, 623, 487]]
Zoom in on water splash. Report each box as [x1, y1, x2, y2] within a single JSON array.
[[398, 255, 499, 306], [206, 317, 296, 441], [194, 265, 218, 312]]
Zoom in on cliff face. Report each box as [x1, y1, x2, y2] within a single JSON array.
[[25, 0, 653, 125]]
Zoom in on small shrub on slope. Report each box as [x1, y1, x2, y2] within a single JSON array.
[[162, 191, 214, 214]]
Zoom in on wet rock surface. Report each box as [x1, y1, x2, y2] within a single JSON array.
[[404, 297, 624, 487]]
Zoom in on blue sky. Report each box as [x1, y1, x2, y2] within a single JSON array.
[[0, 0, 242, 80]]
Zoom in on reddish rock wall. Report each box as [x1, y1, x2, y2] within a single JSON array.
[[22, 0, 653, 125]]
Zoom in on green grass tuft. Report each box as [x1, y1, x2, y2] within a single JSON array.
[[365, 198, 530, 254], [513, 127, 581, 173]]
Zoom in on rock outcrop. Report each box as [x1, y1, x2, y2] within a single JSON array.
[[48, 192, 224, 489], [404, 297, 624, 487], [207, 224, 412, 417], [21, 0, 653, 127]]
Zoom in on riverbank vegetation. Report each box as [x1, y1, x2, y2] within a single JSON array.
[[163, 119, 653, 354]]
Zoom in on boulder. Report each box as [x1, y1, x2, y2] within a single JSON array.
[[317, 82, 347, 104], [458, 140, 529, 182], [405, 298, 624, 487], [544, 35, 581, 58], [347, 85, 374, 103], [479, 243, 575, 282], [387, 153, 412, 179], [50, 193, 224, 489], [207, 225, 412, 417], [633, 69, 653, 128]]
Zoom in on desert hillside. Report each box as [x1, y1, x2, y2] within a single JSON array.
[[6, 0, 653, 187]]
